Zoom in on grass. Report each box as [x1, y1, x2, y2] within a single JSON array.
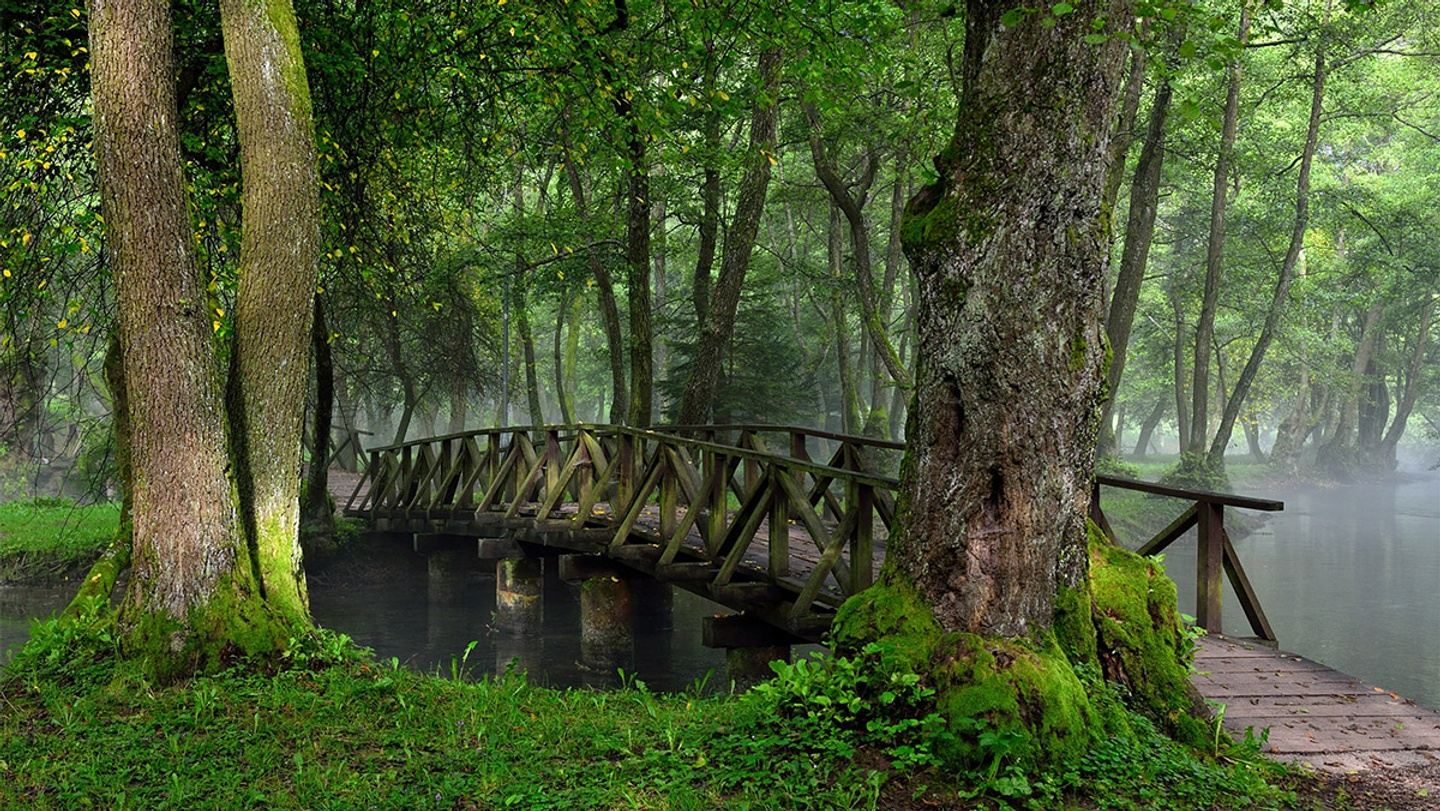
[[0, 628, 1324, 811], [0, 499, 121, 584]]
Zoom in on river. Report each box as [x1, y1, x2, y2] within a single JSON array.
[[3, 471, 1436, 706]]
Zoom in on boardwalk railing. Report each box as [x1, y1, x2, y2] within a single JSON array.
[[343, 423, 1282, 642]]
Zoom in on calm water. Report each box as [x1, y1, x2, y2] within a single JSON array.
[[3, 473, 1436, 706]]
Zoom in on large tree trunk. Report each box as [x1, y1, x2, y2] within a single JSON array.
[[888, 0, 1131, 636], [221, 0, 321, 622], [91, 0, 282, 673], [1205, 48, 1326, 468], [1098, 78, 1172, 455], [1189, 3, 1250, 454], [553, 287, 576, 424], [676, 47, 782, 425]]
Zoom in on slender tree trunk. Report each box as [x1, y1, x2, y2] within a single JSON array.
[[553, 288, 576, 424], [512, 180, 544, 425], [563, 156, 627, 423], [1206, 48, 1326, 468], [889, 0, 1131, 635], [623, 124, 653, 427], [301, 296, 335, 545], [1378, 296, 1434, 468], [1098, 78, 1173, 454], [1319, 300, 1385, 472], [92, 0, 281, 673], [1171, 293, 1190, 450], [807, 113, 909, 389], [1133, 397, 1166, 458], [1190, 2, 1250, 453], [1102, 31, 1148, 217], [677, 48, 782, 425], [828, 206, 859, 433], [693, 87, 720, 326]]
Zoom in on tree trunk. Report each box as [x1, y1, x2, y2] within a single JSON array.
[[553, 287, 576, 424], [1171, 293, 1190, 451], [1205, 48, 1325, 468], [563, 156, 627, 423], [692, 90, 721, 326], [806, 108, 910, 388], [1098, 78, 1172, 455], [1377, 295, 1435, 468], [1133, 397, 1166, 458], [1190, 2, 1250, 453], [888, 0, 1131, 636], [623, 123, 653, 427], [512, 180, 545, 425], [220, 0, 321, 622], [1318, 300, 1385, 472], [1101, 32, 1148, 217], [828, 206, 860, 433], [677, 47, 782, 425], [301, 296, 335, 547], [92, 0, 282, 674]]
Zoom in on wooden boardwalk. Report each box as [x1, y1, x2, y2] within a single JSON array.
[[1195, 635, 1440, 774]]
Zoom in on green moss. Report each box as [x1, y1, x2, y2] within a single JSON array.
[[832, 581, 1115, 769], [1088, 531, 1210, 747], [900, 191, 960, 249], [264, 0, 314, 120], [1052, 583, 1097, 668]]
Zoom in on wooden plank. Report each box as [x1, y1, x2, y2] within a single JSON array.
[[1195, 502, 1224, 633]]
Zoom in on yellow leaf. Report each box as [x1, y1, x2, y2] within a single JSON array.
[[14, 129, 24, 140], [1, 269, 8, 278], [56, 319, 67, 329], [213, 320, 221, 332]]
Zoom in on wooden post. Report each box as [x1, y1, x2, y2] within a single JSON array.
[[769, 464, 790, 578], [617, 433, 635, 510], [741, 430, 759, 497], [658, 453, 678, 541], [851, 483, 874, 594], [1196, 501, 1224, 634], [707, 451, 727, 554]]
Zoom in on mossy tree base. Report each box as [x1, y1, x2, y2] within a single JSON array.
[[831, 522, 1210, 768]]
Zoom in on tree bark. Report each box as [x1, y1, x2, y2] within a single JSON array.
[[806, 109, 910, 389], [1098, 78, 1172, 454], [1319, 299, 1385, 471], [676, 47, 782, 425], [1377, 296, 1434, 468], [92, 0, 281, 672], [301, 295, 334, 546], [563, 156, 627, 423], [828, 205, 860, 433], [1205, 48, 1326, 468], [891, 0, 1132, 635], [1132, 397, 1166, 458], [553, 287, 576, 424], [1190, 2, 1250, 453]]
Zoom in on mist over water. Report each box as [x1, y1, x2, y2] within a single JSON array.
[[1131, 464, 1440, 710]]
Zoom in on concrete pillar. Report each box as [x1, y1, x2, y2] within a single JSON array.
[[494, 634, 544, 677], [702, 613, 797, 689], [726, 644, 791, 689], [495, 558, 543, 635], [426, 548, 471, 603], [578, 573, 635, 673]]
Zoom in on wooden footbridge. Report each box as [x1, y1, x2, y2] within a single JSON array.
[[336, 423, 1279, 643], [334, 423, 1440, 774]]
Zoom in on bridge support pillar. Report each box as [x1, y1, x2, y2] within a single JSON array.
[[561, 555, 636, 673], [495, 558, 544, 635], [426, 548, 472, 603], [703, 614, 796, 689]]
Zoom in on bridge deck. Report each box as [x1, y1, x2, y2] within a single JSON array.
[[1195, 635, 1440, 774]]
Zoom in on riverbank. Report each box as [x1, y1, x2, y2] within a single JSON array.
[[0, 499, 118, 585], [0, 633, 1321, 810]]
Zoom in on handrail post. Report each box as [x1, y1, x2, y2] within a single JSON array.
[[1196, 501, 1224, 634], [617, 433, 635, 508], [769, 460, 790, 578], [851, 482, 874, 594]]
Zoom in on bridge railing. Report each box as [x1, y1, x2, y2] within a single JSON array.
[[346, 422, 1282, 642], [349, 424, 900, 631]]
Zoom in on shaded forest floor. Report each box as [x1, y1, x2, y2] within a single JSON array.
[[0, 642, 1350, 811]]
